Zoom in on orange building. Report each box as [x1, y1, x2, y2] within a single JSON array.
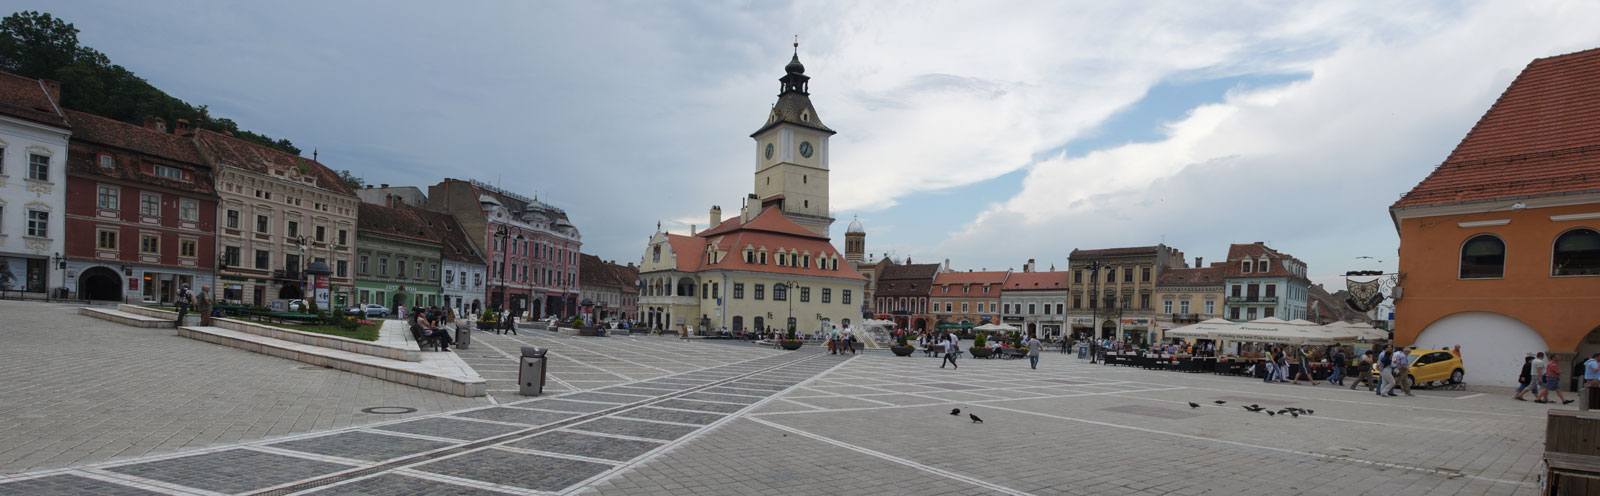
[[1390, 48, 1600, 387], [930, 270, 1012, 330]]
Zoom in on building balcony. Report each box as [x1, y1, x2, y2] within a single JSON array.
[[1226, 296, 1277, 304]]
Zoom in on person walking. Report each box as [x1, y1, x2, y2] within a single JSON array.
[[1329, 346, 1347, 386], [1349, 350, 1375, 391], [1292, 344, 1319, 386], [1395, 347, 1414, 396], [1378, 345, 1396, 396], [1027, 335, 1043, 370], [1531, 352, 1548, 398], [1584, 353, 1600, 389], [940, 333, 959, 369], [1514, 354, 1537, 401], [1536, 354, 1575, 405]]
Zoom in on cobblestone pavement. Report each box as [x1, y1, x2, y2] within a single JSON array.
[[459, 330, 786, 402], [1, 324, 1555, 495], [0, 300, 490, 475]]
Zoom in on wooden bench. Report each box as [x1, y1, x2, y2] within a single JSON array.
[[410, 322, 443, 351]]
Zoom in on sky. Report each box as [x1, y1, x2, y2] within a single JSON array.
[[16, 0, 1600, 293]]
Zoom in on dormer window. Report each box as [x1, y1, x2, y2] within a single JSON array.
[[1241, 260, 1251, 274], [1258, 258, 1270, 272], [98, 153, 115, 168], [777, 253, 786, 266]]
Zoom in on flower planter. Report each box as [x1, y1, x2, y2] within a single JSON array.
[[970, 348, 994, 358], [780, 340, 804, 351], [890, 345, 915, 357]]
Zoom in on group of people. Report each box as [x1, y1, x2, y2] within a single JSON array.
[[410, 305, 457, 352], [172, 285, 213, 326], [1513, 352, 1599, 405]]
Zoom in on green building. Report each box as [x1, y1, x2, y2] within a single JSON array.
[[355, 202, 444, 313]]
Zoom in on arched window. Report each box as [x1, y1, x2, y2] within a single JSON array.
[[1553, 228, 1600, 276], [1460, 235, 1505, 279]]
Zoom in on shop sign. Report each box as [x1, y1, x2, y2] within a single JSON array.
[[1002, 316, 1024, 322], [1068, 316, 1095, 325], [1120, 318, 1151, 326]]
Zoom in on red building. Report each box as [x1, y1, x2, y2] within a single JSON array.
[[427, 178, 581, 319], [62, 112, 215, 302]]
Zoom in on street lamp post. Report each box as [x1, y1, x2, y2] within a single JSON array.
[[781, 279, 799, 335], [50, 252, 66, 302], [494, 226, 525, 317], [1083, 259, 1105, 363]]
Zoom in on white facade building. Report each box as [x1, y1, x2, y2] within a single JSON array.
[[0, 73, 70, 295]]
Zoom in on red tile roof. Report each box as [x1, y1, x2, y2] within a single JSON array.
[[1158, 263, 1225, 286], [357, 202, 440, 245], [408, 205, 483, 264], [63, 109, 215, 195], [932, 270, 1010, 287], [1394, 47, 1600, 209], [1002, 271, 1071, 291], [1222, 243, 1308, 282], [662, 206, 864, 280], [1070, 246, 1161, 258], [0, 71, 67, 129], [195, 129, 356, 196]]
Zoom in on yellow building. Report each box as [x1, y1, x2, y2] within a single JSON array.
[[638, 45, 866, 335], [1153, 259, 1227, 338]]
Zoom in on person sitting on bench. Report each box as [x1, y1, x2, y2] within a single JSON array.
[[416, 309, 454, 351]]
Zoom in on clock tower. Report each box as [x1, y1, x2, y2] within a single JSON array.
[[749, 41, 835, 236]]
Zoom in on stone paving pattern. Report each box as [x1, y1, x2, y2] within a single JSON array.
[[0, 307, 1555, 495]]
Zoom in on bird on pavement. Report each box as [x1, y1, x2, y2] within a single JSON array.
[[1188, 402, 1201, 408], [970, 413, 984, 423], [1289, 411, 1300, 418], [1243, 405, 1264, 412], [1277, 409, 1290, 415], [1214, 400, 1226, 405], [1266, 411, 1276, 416], [1250, 404, 1260, 409], [1305, 409, 1314, 415], [950, 408, 961, 416]]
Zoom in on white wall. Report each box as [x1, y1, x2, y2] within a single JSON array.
[[1413, 311, 1550, 387], [0, 117, 70, 291]]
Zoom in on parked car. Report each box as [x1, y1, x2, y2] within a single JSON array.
[[348, 304, 390, 318], [1405, 349, 1465, 387], [286, 299, 308, 312]]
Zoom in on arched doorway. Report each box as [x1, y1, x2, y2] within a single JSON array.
[[913, 318, 927, 331], [78, 267, 122, 301], [531, 299, 544, 319], [1414, 311, 1549, 387], [818, 318, 832, 335], [392, 293, 409, 315], [1027, 323, 1037, 338], [732, 316, 744, 332], [1101, 320, 1117, 339], [753, 316, 766, 333]]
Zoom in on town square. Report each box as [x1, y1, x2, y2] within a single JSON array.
[[1, 1, 1599, 495]]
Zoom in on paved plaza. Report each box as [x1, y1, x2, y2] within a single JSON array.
[[0, 300, 1554, 495]]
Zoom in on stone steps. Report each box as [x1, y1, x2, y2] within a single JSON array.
[[115, 304, 200, 326], [78, 307, 175, 328], [178, 324, 487, 397]]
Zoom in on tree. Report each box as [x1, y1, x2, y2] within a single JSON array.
[[336, 169, 364, 189], [0, 11, 301, 155]]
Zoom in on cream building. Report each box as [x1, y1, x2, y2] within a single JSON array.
[[638, 46, 866, 336], [1153, 258, 1227, 338]]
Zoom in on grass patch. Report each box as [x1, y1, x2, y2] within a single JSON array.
[[276, 322, 381, 341]]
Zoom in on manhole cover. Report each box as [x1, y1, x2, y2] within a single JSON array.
[[360, 406, 417, 414]]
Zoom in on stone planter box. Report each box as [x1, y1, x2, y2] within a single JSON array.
[[780, 340, 804, 351], [890, 345, 915, 357], [970, 348, 994, 358]]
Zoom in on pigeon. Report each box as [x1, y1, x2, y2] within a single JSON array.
[[1266, 411, 1276, 416], [1213, 400, 1226, 405], [970, 413, 984, 423], [950, 408, 961, 416], [1289, 411, 1299, 418], [1188, 402, 1201, 409], [1305, 409, 1314, 415], [1250, 404, 1260, 409], [1277, 409, 1290, 415], [1243, 405, 1264, 412]]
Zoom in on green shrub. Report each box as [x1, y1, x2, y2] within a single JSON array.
[[570, 316, 586, 328], [785, 324, 798, 341], [896, 334, 909, 347], [974, 332, 988, 348], [306, 298, 319, 315], [480, 309, 499, 322]]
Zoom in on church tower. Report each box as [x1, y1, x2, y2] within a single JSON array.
[[844, 216, 865, 263], [749, 40, 836, 236]]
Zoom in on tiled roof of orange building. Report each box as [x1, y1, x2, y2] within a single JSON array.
[[63, 109, 214, 195], [663, 206, 864, 280], [1394, 47, 1600, 209], [1002, 271, 1071, 291], [0, 71, 67, 128], [408, 205, 483, 264], [879, 263, 941, 281], [195, 129, 356, 196]]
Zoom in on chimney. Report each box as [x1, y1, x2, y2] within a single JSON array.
[[1025, 259, 1036, 272], [710, 205, 721, 226], [691, 224, 697, 235], [142, 116, 167, 132], [1195, 256, 1203, 267], [39, 79, 60, 102], [381, 184, 389, 188], [365, 184, 373, 189], [175, 119, 193, 137]]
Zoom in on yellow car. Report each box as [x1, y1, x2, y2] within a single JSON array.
[[1368, 349, 1466, 388], [1404, 349, 1465, 387]]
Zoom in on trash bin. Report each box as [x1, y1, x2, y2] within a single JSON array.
[[455, 327, 471, 350], [519, 346, 548, 396]]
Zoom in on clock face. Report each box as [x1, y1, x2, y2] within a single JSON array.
[[765, 143, 774, 160], [798, 141, 814, 158]]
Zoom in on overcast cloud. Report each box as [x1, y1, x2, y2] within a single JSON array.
[[16, 0, 1600, 291]]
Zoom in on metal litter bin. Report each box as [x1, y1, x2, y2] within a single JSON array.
[[455, 327, 471, 350], [519, 346, 548, 396]]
